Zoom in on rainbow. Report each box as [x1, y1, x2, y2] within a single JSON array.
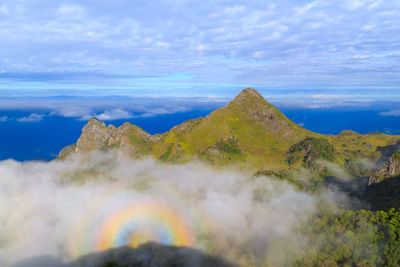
[[96, 200, 195, 250], [68, 193, 197, 257]]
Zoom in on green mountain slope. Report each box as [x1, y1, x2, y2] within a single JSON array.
[[58, 88, 400, 179], [150, 88, 315, 169]]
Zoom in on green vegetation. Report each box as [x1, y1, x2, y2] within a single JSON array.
[[296, 208, 400, 267], [287, 137, 336, 167], [215, 137, 241, 154], [159, 143, 173, 161]]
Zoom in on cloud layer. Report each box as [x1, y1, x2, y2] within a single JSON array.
[[0, 152, 317, 266], [0, 0, 399, 94], [0, 96, 225, 122]]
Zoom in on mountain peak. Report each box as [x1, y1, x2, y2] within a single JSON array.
[[87, 117, 106, 127], [232, 88, 264, 103], [228, 88, 279, 114], [240, 87, 261, 96], [221, 88, 302, 136]]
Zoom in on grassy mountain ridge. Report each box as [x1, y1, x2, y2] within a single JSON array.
[[58, 88, 400, 180]]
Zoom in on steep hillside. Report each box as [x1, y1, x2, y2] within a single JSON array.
[[149, 88, 314, 169], [58, 88, 400, 178]]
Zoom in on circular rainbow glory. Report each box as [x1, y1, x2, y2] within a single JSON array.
[[96, 200, 195, 250], [68, 193, 197, 257]]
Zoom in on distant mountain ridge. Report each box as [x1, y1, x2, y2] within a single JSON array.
[[58, 88, 400, 183]]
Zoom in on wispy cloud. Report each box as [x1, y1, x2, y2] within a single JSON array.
[[0, 96, 226, 121], [17, 113, 45, 122], [0, 116, 8, 122], [83, 109, 133, 121], [0, 0, 398, 95], [379, 110, 400, 117]]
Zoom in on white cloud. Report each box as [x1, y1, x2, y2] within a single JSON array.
[[57, 4, 84, 18], [346, 0, 365, 10], [51, 105, 93, 118], [312, 94, 341, 99], [362, 24, 376, 31], [0, 0, 399, 93], [224, 5, 246, 15], [0, 115, 8, 122], [155, 41, 171, 48], [368, 1, 382, 9], [194, 44, 207, 51], [379, 110, 400, 116], [0, 152, 317, 265], [0, 96, 224, 121], [88, 109, 133, 121], [17, 113, 45, 122], [135, 106, 191, 118]]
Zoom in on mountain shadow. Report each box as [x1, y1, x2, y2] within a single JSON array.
[[13, 242, 237, 267], [365, 175, 400, 211], [324, 175, 400, 211], [375, 140, 400, 166]]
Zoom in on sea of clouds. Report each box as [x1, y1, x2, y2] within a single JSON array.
[[0, 151, 347, 266]]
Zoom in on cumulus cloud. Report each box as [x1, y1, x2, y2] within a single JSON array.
[[50, 105, 94, 118], [0, 152, 319, 266], [17, 113, 45, 122]]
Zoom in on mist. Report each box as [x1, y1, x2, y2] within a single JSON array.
[[1, 152, 324, 266]]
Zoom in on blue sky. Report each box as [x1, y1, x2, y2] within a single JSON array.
[[0, 0, 399, 98]]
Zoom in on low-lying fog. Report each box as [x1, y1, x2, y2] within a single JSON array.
[[1, 152, 353, 266]]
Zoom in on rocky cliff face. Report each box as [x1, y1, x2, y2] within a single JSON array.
[[369, 151, 400, 185], [75, 118, 116, 152], [58, 118, 155, 159]]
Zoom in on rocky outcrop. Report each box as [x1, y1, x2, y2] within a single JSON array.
[[369, 151, 400, 185], [75, 118, 116, 153], [228, 88, 292, 135], [57, 118, 154, 159]]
